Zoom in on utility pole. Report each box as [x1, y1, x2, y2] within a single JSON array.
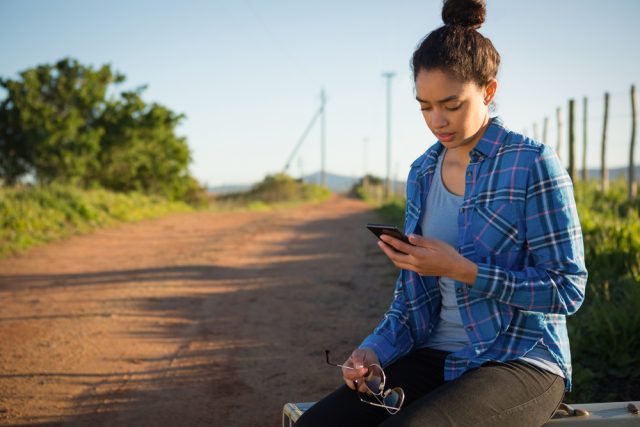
[[582, 97, 588, 182], [382, 72, 395, 199], [556, 107, 563, 162], [363, 137, 369, 176], [320, 88, 327, 187], [601, 92, 610, 192], [630, 84, 638, 201], [568, 99, 577, 182], [363, 137, 369, 193]]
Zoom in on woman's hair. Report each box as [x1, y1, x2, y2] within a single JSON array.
[[411, 0, 500, 86]]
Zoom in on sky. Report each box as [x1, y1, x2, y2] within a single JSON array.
[[1, 0, 639, 187]]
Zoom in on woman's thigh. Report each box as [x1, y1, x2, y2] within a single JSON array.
[[380, 360, 566, 427], [296, 348, 450, 427]]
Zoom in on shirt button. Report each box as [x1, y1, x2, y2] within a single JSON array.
[[459, 207, 465, 213], [467, 171, 472, 177], [456, 288, 463, 294], [466, 326, 473, 332]]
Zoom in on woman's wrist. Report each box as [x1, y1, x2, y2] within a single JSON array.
[[450, 254, 478, 286]]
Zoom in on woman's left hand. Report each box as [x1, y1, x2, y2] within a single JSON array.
[[377, 234, 478, 285]]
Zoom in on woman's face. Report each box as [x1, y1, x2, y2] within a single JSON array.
[[415, 68, 496, 151]]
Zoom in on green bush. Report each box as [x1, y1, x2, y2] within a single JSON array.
[[217, 173, 330, 207]]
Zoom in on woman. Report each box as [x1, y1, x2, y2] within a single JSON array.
[[297, 0, 587, 426]]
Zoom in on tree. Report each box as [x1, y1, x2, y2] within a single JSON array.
[[0, 58, 197, 200], [92, 90, 193, 199], [0, 58, 120, 184]]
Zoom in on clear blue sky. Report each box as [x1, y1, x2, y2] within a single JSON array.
[[1, 0, 639, 187]]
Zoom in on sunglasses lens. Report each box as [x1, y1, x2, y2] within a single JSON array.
[[383, 388, 404, 411], [364, 364, 384, 393]]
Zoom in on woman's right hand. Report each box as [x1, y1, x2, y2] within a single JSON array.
[[342, 347, 380, 394]]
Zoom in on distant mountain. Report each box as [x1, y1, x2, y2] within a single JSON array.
[[207, 183, 253, 195], [300, 171, 359, 193], [208, 166, 638, 196], [301, 171, 406, 194], [208, 171, 406, 195], [583, 165, 640, 181]]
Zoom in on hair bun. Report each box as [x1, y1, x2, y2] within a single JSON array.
[[442, 0, 486, 30]]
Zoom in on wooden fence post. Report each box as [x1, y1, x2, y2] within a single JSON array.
[[601, 92, 609, 192], [582, 97, 588, 181], [630, 85, 638, 201], [556, 108, 563, 162], [569, 99, 577, 182], [543, 116, 549, 145]]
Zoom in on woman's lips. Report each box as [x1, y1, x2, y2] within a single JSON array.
[[436, 132, 455, 142]]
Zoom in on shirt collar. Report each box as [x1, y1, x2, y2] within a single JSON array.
[[471, 116, 508, 159]]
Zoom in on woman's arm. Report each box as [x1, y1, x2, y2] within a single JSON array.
[[469, 144, 587, 315], [358, 272, 415, 367], [378, 144, 587, 316]]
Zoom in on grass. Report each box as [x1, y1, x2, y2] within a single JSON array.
[[0, 184, 193, 258], [0, 174, 332, 259]]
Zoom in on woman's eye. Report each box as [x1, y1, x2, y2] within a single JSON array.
[[420, 106, 432, 111], [446, 104, 461, 111]]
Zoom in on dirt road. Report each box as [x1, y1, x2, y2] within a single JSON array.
[[0, 195, 397, 426]]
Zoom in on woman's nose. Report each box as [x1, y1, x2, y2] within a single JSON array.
[[429, 111, 448, 129]]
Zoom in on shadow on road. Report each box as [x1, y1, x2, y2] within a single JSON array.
[[0, 201, 398, 426]]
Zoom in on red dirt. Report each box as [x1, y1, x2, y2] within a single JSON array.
[[0, 195, 396, 426]]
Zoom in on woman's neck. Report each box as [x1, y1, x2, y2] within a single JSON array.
[[445, 115, 491, 165]]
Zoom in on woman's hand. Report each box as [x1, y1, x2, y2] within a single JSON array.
[[342, 347, 379, 394], [378, 234, 478, 285]]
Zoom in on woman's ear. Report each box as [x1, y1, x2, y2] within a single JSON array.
[[483, 79, 498, 105]]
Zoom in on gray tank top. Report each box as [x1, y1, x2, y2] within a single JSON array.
[[420, 149, 564, 377]]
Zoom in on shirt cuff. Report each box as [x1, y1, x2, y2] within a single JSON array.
[[468, 262, 504, 300], [358, 334, 394, 367]]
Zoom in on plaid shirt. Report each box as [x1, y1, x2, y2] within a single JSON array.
[[360, 116, 587, 391]]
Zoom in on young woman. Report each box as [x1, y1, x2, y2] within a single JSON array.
[[297, 0, 587, 426]]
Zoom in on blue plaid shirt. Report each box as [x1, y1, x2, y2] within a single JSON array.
[[360, 116, 587, 391]]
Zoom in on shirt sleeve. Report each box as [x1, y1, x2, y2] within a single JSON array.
[[359, 272, 415, 367], [469, 144, 588, 315]]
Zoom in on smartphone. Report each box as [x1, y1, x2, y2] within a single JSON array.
[[366, 223, 412, 245]]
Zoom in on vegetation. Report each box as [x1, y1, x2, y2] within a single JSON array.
[[0, 58, 202, 201], [350, 175, 405, 228], [358, 178, 640, 402], [215, 173, 331, 209], [568, 179, 640, 402], [0, 173, 331, 259], [0, 184, 192, 258]]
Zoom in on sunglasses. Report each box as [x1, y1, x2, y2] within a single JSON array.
[[325, 350, 405, 414]]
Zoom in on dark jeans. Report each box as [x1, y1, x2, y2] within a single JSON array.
[[297, 348, 565, 427]]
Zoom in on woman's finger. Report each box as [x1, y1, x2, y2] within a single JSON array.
[[378, 241, 411, 261], [345, 378, 356, 390], [355, 379, 371, 394], [380, 235, 416, 256]]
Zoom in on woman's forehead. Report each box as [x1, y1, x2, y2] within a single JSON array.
[[415, 68, 480, 101]]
